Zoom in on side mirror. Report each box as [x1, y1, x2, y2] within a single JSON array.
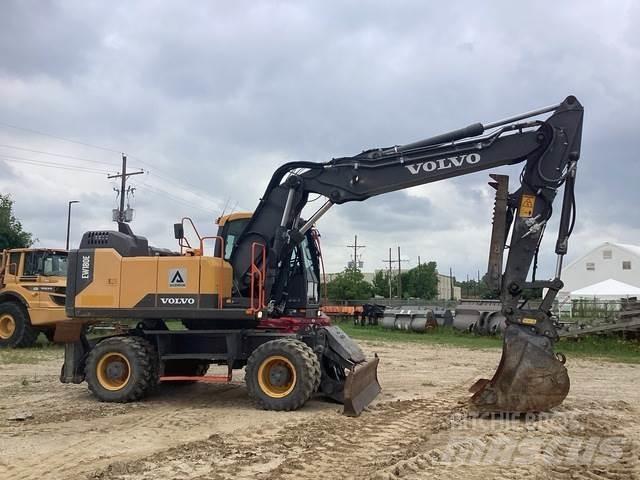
[[173, 223, 184, 240]]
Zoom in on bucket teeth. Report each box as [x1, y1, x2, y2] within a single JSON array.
[[470, 324, 569, 413]]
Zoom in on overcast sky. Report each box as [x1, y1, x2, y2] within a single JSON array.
[[1, 0, 638, 280]]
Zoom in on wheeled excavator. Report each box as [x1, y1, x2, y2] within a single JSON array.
[[60, 95, 583, 416]]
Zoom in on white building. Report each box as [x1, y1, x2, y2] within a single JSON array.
[[558, 242, 640, 301], [436, 273, 462, 300]]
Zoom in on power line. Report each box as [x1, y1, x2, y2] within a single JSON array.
[[140, 176, 224, 211], [137, 182, 219, 215], [0, 120, 241, 213], [0, 155, 111, 175], [144, 169, 227, 211], [0, 143, 122, 167], [0, 120, 122, 154]]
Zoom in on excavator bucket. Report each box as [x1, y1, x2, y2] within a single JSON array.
[[318, 326, 381, 416], [343, 356, 381, 416], [469, 324, 569, 413]]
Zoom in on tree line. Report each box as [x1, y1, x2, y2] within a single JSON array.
[[0, 194, 34, 249], [325, 261, 439, 301]]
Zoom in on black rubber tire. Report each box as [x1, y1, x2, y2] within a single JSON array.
[[0, 302, 39, 348], [44, 329, 56, 343], [246, 338, 320, 411], [85, 336, 158, 402]]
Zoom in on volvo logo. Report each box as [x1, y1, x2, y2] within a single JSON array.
[[160, 297, 196, 305], [405, 153, 481, 175]]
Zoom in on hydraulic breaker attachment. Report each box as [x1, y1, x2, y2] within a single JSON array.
[[343, 356, 380, 417], [486, 174, 510, 292], [469, 324, 569, 413], [315, 326, 381, 416]]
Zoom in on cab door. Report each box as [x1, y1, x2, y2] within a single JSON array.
[[21, 251, 46, 309]]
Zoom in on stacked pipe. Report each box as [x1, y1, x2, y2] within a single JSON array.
[[381, 306, 438, 333], [432, 307, 454, 327], [453, 301, 506, 335]]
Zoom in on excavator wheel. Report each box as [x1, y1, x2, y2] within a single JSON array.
[[245, 338, 320, 411], [0, 302, 39, 348], [85, 336, 158, 402]]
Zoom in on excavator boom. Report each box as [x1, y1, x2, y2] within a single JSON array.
[[230, 95, 583, 413]]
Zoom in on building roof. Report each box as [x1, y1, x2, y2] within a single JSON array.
[[563, 241, 640, 271], [613, 243, 640, 257], [571, 279, 640, 297]]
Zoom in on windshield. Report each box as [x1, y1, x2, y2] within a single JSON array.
[[222, 218, 251, 260], [42, 252, 68, 276], [24, 251, 68, 277]]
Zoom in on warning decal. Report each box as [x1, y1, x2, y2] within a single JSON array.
[[168, 268, 187, 288], [519, 194, 536, 218]]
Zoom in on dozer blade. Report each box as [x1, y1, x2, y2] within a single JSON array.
[[470, 324, 569, 413], [343, 356, 381, 417]]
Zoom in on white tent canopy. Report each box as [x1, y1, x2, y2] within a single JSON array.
[[570, 278, 640, 300]]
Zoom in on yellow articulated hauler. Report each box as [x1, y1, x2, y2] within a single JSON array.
[[0, 248, 68, 348]]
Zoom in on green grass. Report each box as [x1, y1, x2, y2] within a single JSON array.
[[0, 341, 62, 364], [338, 321, 640, 364]]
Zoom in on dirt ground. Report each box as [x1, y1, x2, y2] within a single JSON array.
[[0, 341, 638, 480]]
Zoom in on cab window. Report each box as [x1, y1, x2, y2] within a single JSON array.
[[222, 219, 250, 260], [8, 253, 21, 275]]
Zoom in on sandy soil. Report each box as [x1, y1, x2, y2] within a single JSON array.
[[0, 341, 638, 480]]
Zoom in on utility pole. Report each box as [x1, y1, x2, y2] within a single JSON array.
[[108, 154, 144, 224], [66, 200, 79, 250], [382, 248, 394, 298], [398, 246, 403, 298], [418, 255, 421, 266], [466, 273, 469, 298], [346, 234, 366, 271], [450, 266, 455, 301], [383, 247, 408, 298]]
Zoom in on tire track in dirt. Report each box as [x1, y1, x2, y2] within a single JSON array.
[[0, 384, 248, 480], [86, 390, 640, 480], [370, 400, 640, 480], [87, 383, 470, 480]]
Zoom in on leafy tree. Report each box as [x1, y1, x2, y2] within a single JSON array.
[[0, 194, 34, 249], [372, 269, 394, 297], [326, 268, 373, 301], [400, 261, 438, 299]]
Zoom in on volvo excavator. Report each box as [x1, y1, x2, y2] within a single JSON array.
[[60, 95, 583, 416]]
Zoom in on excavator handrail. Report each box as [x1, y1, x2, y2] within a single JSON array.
[[249, 242, 266, 313], [199, 235, 225, 259], [179, 217, 202, 254]]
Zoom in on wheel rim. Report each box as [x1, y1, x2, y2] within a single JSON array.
[[0, 314, 16, 340], [96, 352, 131, 391], [257, 355, 296, 398]]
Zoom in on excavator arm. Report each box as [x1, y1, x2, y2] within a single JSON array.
[[232, 95, 583, 412]]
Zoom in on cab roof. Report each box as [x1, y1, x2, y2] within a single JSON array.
[[2, 248, 67, 254], [216, 212, 252, 226]]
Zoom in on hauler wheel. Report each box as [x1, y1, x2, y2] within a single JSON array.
[[246, 338, 320, 411], [85, 336, 158, 402], [0, 303, 38, 348]]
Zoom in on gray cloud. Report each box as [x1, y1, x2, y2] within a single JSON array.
[[0, 0, 638, 280]]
